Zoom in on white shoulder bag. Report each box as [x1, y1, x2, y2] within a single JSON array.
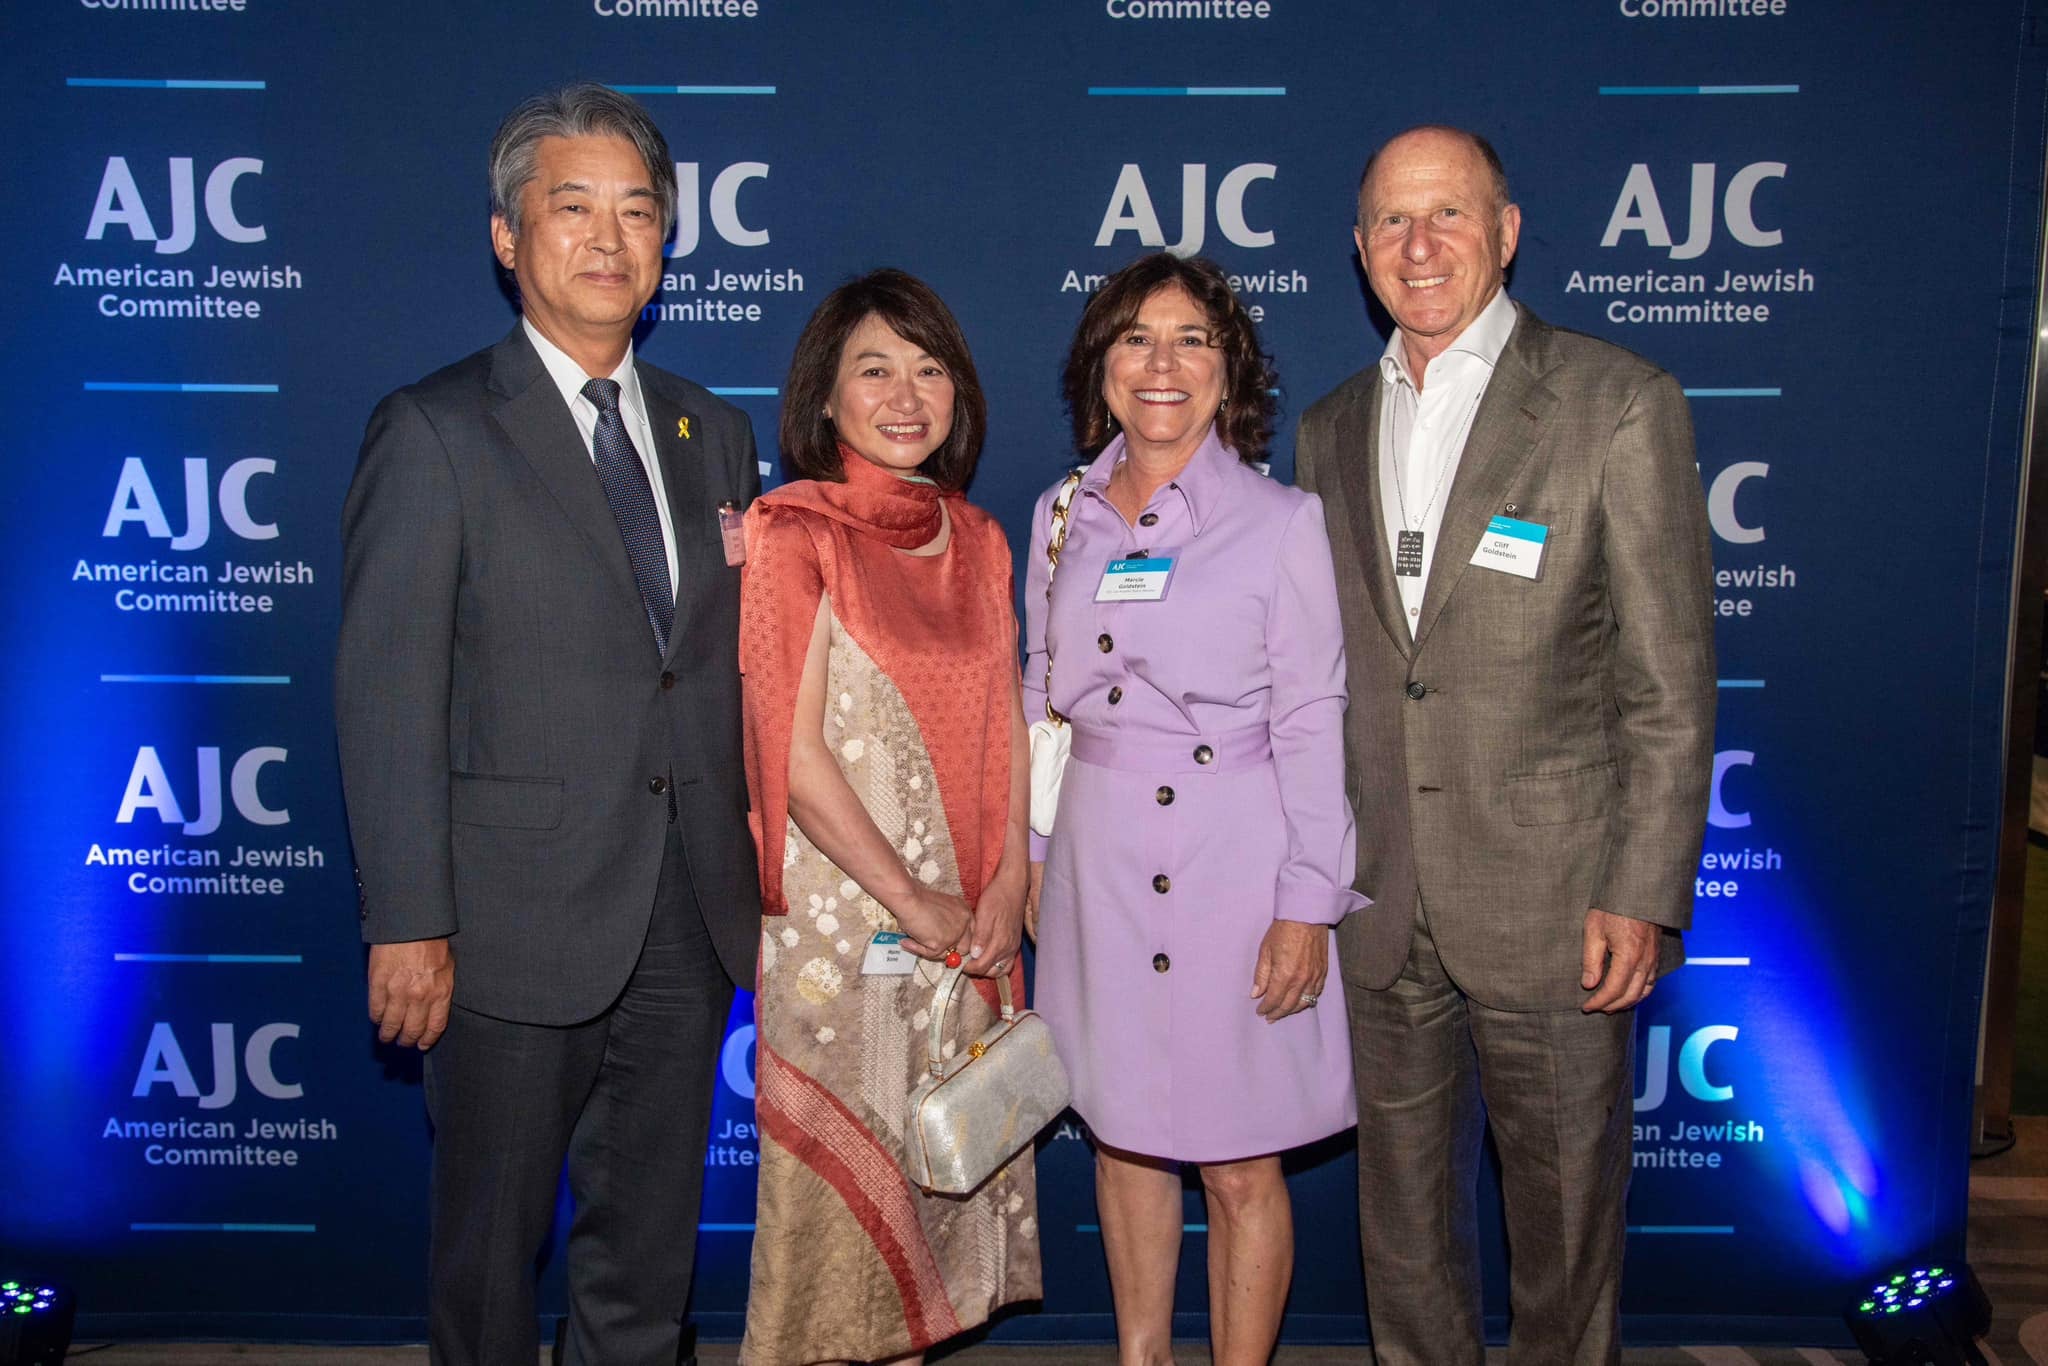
[[1027, 471, 1084, 837]]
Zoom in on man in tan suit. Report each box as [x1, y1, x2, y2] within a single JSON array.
[[1296, 126, 1716, 1363]]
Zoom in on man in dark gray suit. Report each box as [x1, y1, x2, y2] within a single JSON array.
[[1296, 127, 1716, 1363], [335, 84, 759, 1366]]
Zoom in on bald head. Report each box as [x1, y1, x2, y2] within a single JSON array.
[[1351, 124, 1522, 378], [1356, 125, 1512, 231]]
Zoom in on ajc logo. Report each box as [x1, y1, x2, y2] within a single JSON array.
[[1601, 162, 1786, 261], [132, 1022, 301, 1109], [1634, 1024, 1738, 1112], [117, 746, 289, 834], [1708, 462, 1767, 545], [670, 162, 769, 259], [1095, 163, 1278, 255], [86, 157, 265, 255], [720, 1022, 756, 1100], [105, 458, 278, 551], [1710, 750, 1754, 831]]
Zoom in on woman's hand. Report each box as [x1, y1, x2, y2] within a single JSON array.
[[1024, 862, 1045, 941], [1250, 919, 1328, 1021], [965, 869, 1026, 978], [896, 887, 972, 961]]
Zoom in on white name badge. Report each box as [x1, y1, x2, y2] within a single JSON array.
[[861, 931, 917, 976], [1469, 515, 1548, 580], [1095, 551, 1178, 602]]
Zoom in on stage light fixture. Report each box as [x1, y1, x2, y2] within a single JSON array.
[[0, 1277, 75, 1366], [1845, 1262, 1992, 1365]]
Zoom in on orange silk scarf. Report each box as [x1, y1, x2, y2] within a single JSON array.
[[739, 450, 1017, 932]]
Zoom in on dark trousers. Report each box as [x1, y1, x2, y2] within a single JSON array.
[[1346, 909, 1635, 1366], [423, 827, 733, 1366]]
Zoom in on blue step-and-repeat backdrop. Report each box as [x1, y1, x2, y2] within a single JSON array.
[[3, 0, 2043, 1347]]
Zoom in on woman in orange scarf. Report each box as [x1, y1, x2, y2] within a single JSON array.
[[737, 270, 1038, 1365]]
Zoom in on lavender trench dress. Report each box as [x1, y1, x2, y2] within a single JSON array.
[[1025, 430, 1369, 1162]]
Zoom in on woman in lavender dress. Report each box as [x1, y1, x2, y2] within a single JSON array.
[[1024, 253, 1368, 1366]]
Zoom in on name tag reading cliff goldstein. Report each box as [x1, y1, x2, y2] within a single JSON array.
[[1468, 515, 1548, 580]]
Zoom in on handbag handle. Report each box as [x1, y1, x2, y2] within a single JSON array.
[[1040, 470, 1084, 726], [925, 964, 1016, 1078]]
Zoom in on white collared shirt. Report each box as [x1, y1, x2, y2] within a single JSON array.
[[1376, 288, 1518, 636], [523, 318, 680, 593]]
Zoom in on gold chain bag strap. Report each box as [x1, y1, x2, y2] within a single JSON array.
[[1027, 471, 1085, 837], [903, 964, 1071, 1196]]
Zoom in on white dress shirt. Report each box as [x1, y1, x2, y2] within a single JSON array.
[[1376, 287, 1518, 637], [524, 318, 680, 594]]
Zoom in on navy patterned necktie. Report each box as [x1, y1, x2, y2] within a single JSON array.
[[581, 377, 674, 656]]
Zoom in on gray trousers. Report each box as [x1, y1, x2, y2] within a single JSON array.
[[423, 826, 733, 1366], [1346, 910, 1635, 1366]]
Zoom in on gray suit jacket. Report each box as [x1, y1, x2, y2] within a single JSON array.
[[1297, 305, 1715, 1012], [335, 326, 761, 1025]]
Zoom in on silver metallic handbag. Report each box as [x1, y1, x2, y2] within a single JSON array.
[[903, 964, 1070, 1196]]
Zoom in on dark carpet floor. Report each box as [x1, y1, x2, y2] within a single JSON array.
[[59, 1114, 2048, 1363]]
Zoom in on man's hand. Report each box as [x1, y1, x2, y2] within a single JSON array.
[[368, 938, 454, 1049], [1580, 908, 1659, 1013], [1251, 919, 1329, 1021]]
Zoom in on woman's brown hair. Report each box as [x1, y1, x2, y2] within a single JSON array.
[[1061, 253, 1278, 464]]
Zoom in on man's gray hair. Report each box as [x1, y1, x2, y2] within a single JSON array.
[[489, 82, 677, 238], [1355, 125, 1513, 229]]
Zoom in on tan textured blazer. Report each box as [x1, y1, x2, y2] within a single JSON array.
[[1297, 305, 1716, 1012]]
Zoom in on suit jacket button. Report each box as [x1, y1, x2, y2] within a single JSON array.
[[1139, 512, 1159, 527], [1156, 785, 1174, 805], [1152, 953, 1171, 973], [649, 776, 669, 795], [1193, 744, 1214, 765], [1098, 633, 1114, 653], [1108, 686, 1123, 705], [660, 671, 676, 690], [1152, 873, 1171, 894], [1405, 681, 1427, 701]]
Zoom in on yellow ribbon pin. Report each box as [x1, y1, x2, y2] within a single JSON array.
[[677, 416, 692, 440]]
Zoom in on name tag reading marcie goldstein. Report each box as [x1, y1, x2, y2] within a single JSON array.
[[1095, 551, 1178, 603], [1468, 515, 1548, 580]]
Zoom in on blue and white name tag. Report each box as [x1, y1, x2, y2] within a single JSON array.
[[861, 931, 917, 976], [1095, 551, 1178, 602], [1469, 515, 1548, 580]]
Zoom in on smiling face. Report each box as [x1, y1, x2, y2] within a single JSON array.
[[1355, 129, 1521, 376], [824, 314, 958, 476], [491, 134, 665, 371], [1099, 284, 1226, 464]]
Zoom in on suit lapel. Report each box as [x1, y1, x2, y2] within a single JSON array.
[[638, 366, 711, 666], [487, 330, 640, 601], [1411, 315, 1558, 651], [1333, 377, 1415, 661]]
